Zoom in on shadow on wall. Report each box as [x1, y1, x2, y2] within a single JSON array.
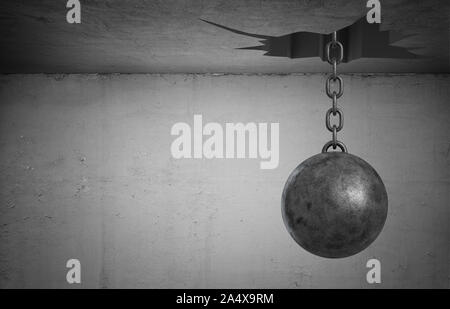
[[201, 16, 421, 62]]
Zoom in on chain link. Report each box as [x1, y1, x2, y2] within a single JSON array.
[[322, 31, 347, 153]]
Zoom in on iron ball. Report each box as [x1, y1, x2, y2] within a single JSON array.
[[282, 152, 388, 258]]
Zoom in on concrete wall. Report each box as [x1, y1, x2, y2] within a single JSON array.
[[0, 73, 448, 288]]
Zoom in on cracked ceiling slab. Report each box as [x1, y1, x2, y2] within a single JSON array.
[[0, 0, 448, 73]]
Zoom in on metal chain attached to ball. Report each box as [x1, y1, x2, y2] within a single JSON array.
[[322, 31, 347, 154], [281, 31, 388, 259]]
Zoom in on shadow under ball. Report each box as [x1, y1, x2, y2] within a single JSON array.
[[282, 152, 388, 258]]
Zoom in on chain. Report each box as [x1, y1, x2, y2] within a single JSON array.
[[322, 31, 347, 153]]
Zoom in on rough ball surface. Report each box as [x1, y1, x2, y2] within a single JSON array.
[[282, 152, 388, 258]]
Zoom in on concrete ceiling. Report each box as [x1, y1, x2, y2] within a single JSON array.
[[0, 0, 449, 73]]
